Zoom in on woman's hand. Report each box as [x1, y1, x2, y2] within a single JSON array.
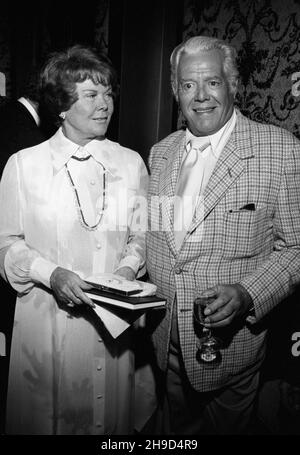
[[50, 267, 95, 308], [115, 266, 136, 281]]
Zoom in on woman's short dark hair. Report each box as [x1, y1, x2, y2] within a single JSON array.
[[40, 45, 119, 123]]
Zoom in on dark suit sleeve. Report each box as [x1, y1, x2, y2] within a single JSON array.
[[0, 101, 45, 177]]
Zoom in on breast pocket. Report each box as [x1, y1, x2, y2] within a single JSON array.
[[222, 206, 268, 258]]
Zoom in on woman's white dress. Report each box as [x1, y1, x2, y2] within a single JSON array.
[[0, 128, 149, 435]]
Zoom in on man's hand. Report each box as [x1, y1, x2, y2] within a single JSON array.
[[50, 267, 95, 308], [201, 283, 253, 328], [115, 266, 136, 281]]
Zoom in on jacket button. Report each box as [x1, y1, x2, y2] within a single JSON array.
[[174, 267, 182, 274]]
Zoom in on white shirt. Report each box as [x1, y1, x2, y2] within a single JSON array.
[[0, 128, 149, 434], [184, 108, 237, 197], [18, 96, 40, 126], [174, 109, 237, 249]]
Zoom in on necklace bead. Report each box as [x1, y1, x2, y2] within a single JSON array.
[[65, 162, 106, 231]]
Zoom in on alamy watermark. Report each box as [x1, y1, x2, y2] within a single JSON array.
[[0, 332, 5, 356], [292, 72, 300, 97], [291, 332, 300, 357], [94, 191, 205, 242]]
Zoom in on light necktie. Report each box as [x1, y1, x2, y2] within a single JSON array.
[[174, 137, 210, 249]]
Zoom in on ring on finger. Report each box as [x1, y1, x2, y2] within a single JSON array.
[[67, 300, 75, 307]]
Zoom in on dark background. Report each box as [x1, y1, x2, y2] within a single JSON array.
[[0, 0, 183, 161], [1, 0, 300, 160], [0, 0, 300, 435]]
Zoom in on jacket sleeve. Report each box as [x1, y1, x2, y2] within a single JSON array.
[[241, 140, 300, 323]]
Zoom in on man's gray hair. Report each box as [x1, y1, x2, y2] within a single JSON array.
[[170, 36, 239, 98]]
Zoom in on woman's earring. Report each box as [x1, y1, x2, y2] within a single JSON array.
[[59, 112, 66, 120]]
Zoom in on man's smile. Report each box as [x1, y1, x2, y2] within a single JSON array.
[[192, 107, 216, 113]]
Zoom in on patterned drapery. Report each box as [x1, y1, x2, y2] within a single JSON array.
[[183, 0, 300, 138]]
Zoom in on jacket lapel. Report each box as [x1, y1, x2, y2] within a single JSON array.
[[188, 111, 255, 235], [158, 131, 186, 256]]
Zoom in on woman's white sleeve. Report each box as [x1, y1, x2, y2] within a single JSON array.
[[0, 154, 57, 294]]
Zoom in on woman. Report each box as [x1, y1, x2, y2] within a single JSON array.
[[0, 45, 148, 434]]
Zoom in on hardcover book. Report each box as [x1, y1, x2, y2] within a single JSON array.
[[85, 273, 166, 311]]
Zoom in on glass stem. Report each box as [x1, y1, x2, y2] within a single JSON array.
[[203, 327, 211, 337]]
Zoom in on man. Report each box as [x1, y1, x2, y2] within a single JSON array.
[[146, 36, 300, 434], [0, 70, 55, 176]]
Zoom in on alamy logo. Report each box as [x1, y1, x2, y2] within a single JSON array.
[[291, 72, 300, 97], [291, 332, 300, 357], [0, 332, 6, 356]]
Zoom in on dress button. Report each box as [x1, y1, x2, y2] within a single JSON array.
[[97, 394, 103, 399], [97, 366, 102, 371], [96, 243, 101, 249], [96, 422, 102, 427], [98, 338, 102, 342], [90, 180, 96, 185], [174, 267, 182, 274]]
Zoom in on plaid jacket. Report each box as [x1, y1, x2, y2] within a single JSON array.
[[146, 110, 300, 392]]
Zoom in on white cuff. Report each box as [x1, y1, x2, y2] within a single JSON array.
[[115, 255, 141, 275], [29, 257, 58, 289]]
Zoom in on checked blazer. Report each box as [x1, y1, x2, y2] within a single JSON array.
[[146, 110, 300, 392]]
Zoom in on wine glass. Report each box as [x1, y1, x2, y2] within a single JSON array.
[[193, 288, 222, 364]]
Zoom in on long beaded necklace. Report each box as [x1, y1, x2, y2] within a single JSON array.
[[65, 158, 107, 231]]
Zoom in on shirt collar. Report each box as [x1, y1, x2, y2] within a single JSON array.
[[186, 108, 237, 159], [18, 97, 40, 126], [49, 127, 119, 176]]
